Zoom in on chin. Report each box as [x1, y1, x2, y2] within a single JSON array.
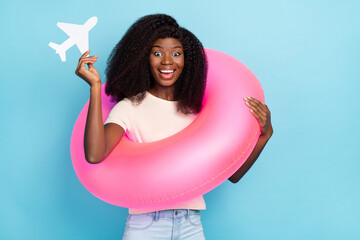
[[156, 78, 178, 87]]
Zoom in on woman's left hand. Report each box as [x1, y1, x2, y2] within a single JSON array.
[[244, 97, 273, 139]]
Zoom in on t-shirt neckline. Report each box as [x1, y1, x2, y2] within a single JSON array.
[[146, 91, 178, 103]]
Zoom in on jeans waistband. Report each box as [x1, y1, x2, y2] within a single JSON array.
[[133, 209, 200, 222]]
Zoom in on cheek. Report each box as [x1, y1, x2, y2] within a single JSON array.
[[149, 59, 157, 76], [177, 57, 185, 71], [150, 68, 158, 79], [149, 56, 158, 68]]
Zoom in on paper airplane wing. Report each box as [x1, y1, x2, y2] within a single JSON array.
[[57, 22, 88, 54], [57, 22, 82, 37]]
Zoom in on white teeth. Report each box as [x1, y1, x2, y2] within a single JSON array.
[[159, 70, 175, 73]]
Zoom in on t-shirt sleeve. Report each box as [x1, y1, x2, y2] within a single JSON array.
[[104, 99, 131, 132]]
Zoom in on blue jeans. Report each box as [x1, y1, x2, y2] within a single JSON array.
[[122, 209, 206, 240]]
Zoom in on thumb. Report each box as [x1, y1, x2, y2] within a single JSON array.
[[88, 62, 96, 71]]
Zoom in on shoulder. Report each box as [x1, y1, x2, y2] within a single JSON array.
[[108, 92, 151, 115], [110, 94, 142, 111], [111, 97, 133, 108]]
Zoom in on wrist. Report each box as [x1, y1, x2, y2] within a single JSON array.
[[90, 82, 101, 97], [90, 81, 101, 90], [260, 128, 273, 142]]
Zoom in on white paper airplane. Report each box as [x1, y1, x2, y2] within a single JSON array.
[[49, 16, 98, 62]]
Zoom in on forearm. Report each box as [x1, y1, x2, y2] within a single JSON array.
[[228, 132, 272, 183], [84, 82, 106, 163]]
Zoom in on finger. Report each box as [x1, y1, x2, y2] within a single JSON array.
[[246, 96, 263, 104], [87, 61, 97, 70], [83, 59, 97, 69], [245, 97, 267, 113], [77, 53, 97, 69], [248, 99, 271, 120], [80, 50, 90, 59], [76, 54, 90, 73], [81, 56, 98, 62], [79, 59, 92, 68], [248, 103, 267, 118], [251, 107, 265, 123], [245, 97, 267, 112], [81, 58, 97, 64], [79, 50, 99, 61], [249, 108, 263, 123], [253, 108, 271, 133], [249, 109, 269, 134], [79, 57, 95, 64], [245, 100, 267, 118], [77, 59, 97, 73]]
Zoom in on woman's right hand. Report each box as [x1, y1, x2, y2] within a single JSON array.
[[75, 50, 100, 87]]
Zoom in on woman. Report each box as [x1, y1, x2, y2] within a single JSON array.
[[75, 13, 273, 240]]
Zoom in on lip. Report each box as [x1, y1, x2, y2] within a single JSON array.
[[158, 69, 176, 80], [158, 69, 175, 73]]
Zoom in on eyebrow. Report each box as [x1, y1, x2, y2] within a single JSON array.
[[152, 45, 183, 49]]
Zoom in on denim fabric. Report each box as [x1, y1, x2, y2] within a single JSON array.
[[122, 209, 206, 240]]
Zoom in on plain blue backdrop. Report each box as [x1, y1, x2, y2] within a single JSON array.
[[1, 0, 359, 239]]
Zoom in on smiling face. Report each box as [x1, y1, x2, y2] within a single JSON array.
[[149, 38, 184, 94]]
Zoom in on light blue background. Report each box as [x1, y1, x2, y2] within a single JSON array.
[[1, 0, 359, 239]]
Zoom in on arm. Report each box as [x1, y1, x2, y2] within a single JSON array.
[[228, 97, 273, 183], [75, 50, 125, 164]]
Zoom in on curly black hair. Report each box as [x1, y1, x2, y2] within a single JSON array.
[[105, 14, 207, 114]]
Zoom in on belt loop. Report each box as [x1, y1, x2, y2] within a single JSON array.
[[186, 209, 190, 220], [154, 211, 159, 222]]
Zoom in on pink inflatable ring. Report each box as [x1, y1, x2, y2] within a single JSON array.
[[70, 48, 264, 209]]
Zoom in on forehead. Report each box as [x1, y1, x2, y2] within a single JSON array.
[[152, 38, 183, 48]]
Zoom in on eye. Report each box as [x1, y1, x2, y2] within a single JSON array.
[[172, 52, 181, 57], [154, 51, 162, 57]]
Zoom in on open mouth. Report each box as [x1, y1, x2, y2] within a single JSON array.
[[159, 69, 175, 79]]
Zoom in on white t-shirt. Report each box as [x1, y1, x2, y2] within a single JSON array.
[[104, 91, 206, 214]]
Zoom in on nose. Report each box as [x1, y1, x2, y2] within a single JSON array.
[[161, 54, 173, 65]]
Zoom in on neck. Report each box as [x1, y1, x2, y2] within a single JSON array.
[[149, 86, 175, 101]]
